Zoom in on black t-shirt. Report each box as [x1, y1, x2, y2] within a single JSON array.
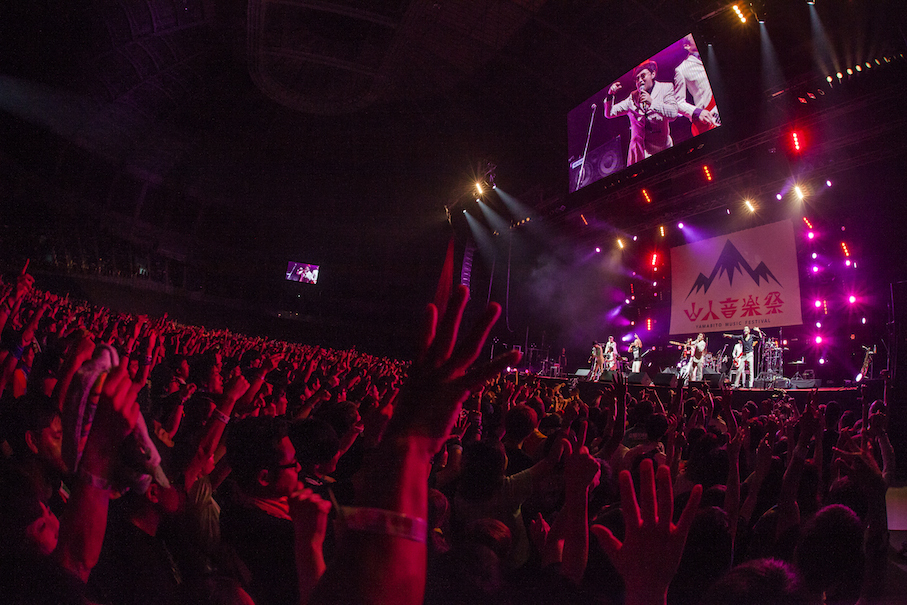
[[88, 514, 182, 605], [220, 502, 298, 605]]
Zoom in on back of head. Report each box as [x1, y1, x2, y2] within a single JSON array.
[[504, 405, 538, 443], [794, 504, 864, 598], [225, 417, 288, 491], [701, 558, 815, 605], [289, 418, 339, 467], [5, 392, 60, 462], [459, 440, 507, 501]]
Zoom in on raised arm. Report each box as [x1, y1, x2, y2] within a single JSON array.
[[310, 285, 520, 605]]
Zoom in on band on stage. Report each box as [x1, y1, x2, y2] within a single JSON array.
[[577, 325, 793, 388]]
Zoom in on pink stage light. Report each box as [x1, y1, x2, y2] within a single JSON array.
[[848, 295, 856, 303], [815, 336, 823, 344], [807, 231, 815, 239], [595, 247, 601, 253], [814, 300, 822, 308], [812, 266, 819, 273]]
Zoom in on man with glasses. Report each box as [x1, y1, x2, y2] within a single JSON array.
[[221, 417, 303, 605]]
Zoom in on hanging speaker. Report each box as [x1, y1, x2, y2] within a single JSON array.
[[570, 134, 625, 192]]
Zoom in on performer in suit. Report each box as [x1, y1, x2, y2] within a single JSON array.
[[673, 34, 719, 136], [686, 333, 707, 384], [605, 60, 679, 166]]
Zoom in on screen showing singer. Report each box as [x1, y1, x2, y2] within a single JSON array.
[[567, 34, 720, 193]]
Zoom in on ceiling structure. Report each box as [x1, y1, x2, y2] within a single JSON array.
[[2, 0, 907, 356]]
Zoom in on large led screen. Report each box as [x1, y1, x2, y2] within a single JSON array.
[[286, 261, 320, 284], [567, 34, 721, 193]]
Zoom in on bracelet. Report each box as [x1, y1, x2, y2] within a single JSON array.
[[77, 468, 112, 492], [211, 408, 230, 424], [340, 506, 427, 543]]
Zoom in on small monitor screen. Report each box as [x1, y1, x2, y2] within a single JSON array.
[[286, 262, 320, 284], [567, 34, 721, 193]]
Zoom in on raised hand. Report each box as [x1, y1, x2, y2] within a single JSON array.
[[383, 285, 520, 453], [592, 460, 702, 605]]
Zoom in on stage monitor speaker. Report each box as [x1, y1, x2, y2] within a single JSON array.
[[599, 371, 617, 383], [575, 368, 591, 378], [753, 379, 770, 389], [652, 372, 679, 388], [702, 371, 724, 388], [773, 377, 792, 389], [569, 135, 625, 192], [628, 372, 652, 386], [791, 378, 821, 389]]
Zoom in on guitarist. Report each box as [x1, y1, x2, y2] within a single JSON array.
[[724, 326, 762, 388]]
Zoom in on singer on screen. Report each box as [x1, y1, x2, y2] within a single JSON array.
[[604, 60, 679, 166]]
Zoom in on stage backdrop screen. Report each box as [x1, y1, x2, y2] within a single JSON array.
[[567, 34, 721, 193], [669, 220, 803, 335], [286, 262, 320, 284]]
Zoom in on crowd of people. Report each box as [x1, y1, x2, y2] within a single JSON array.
[[0, 264, 900, 604]]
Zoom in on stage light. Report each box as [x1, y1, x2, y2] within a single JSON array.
[[776, 193, 783, 200], [625, 299, 630, 304], [812, 265, 819, 273], [703, 165, 712, 181], [732, 4, 746, 23], [678, 222, 684, 229], [815, 336, 823, 344], [841, 242, 850, 257], [727, 208, 731, 215], [824, 300, 828, 314], [819, 358, 826, 364], [581, 214, 588, 226], [836, 71, 843, 79], [806, 0, 815, 5], [653, 281, 658, 287], [745, 200, 755, 212], [795, 186, 805, 199], [846, 259, 851, 266], [659, 225, 666, 237], [475, 182, 483, 195], [642, 189, 652, 203], [651, 253, 658, 266], [826, 180, 832, 187], [782, 340, 788, 346], [808, 231, 815, 240], [866, 62, 871, 68], [862, 317, 867, 324], [811, 252, 817, 259], [632, 235, 638, 242], [595, 247, 601, 253], [617, 238, 624, 249], [814, 300, 822, 308], [846, 68, 853, 75], [462, 209, 466, 213], [803, 217, 813, 228], [646, 318, 653, 331], [816, 322, 822, 328], [848, 295, 856, 304], [856, 372, 863, 382], [826, 75, 833, 83], [791, 132, 801, 152], [855, 65, 862, 72]]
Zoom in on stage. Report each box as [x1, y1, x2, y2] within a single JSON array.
[[524, 371, 884, 412]]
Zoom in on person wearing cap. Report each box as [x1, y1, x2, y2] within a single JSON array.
[[604, 59, 679, 165]]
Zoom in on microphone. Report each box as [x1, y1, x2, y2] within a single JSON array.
[[637, 81, 649, 112]]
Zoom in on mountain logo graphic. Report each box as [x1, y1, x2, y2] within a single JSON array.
[[686, 240, 782, 299]]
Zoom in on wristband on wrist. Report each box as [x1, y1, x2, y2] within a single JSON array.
[[339, 506, 427, 543], [211, 408, 230, 425], [77, 467, 112, 492]]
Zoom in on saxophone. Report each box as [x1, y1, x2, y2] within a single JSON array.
[[858, 345, 876, 380]]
